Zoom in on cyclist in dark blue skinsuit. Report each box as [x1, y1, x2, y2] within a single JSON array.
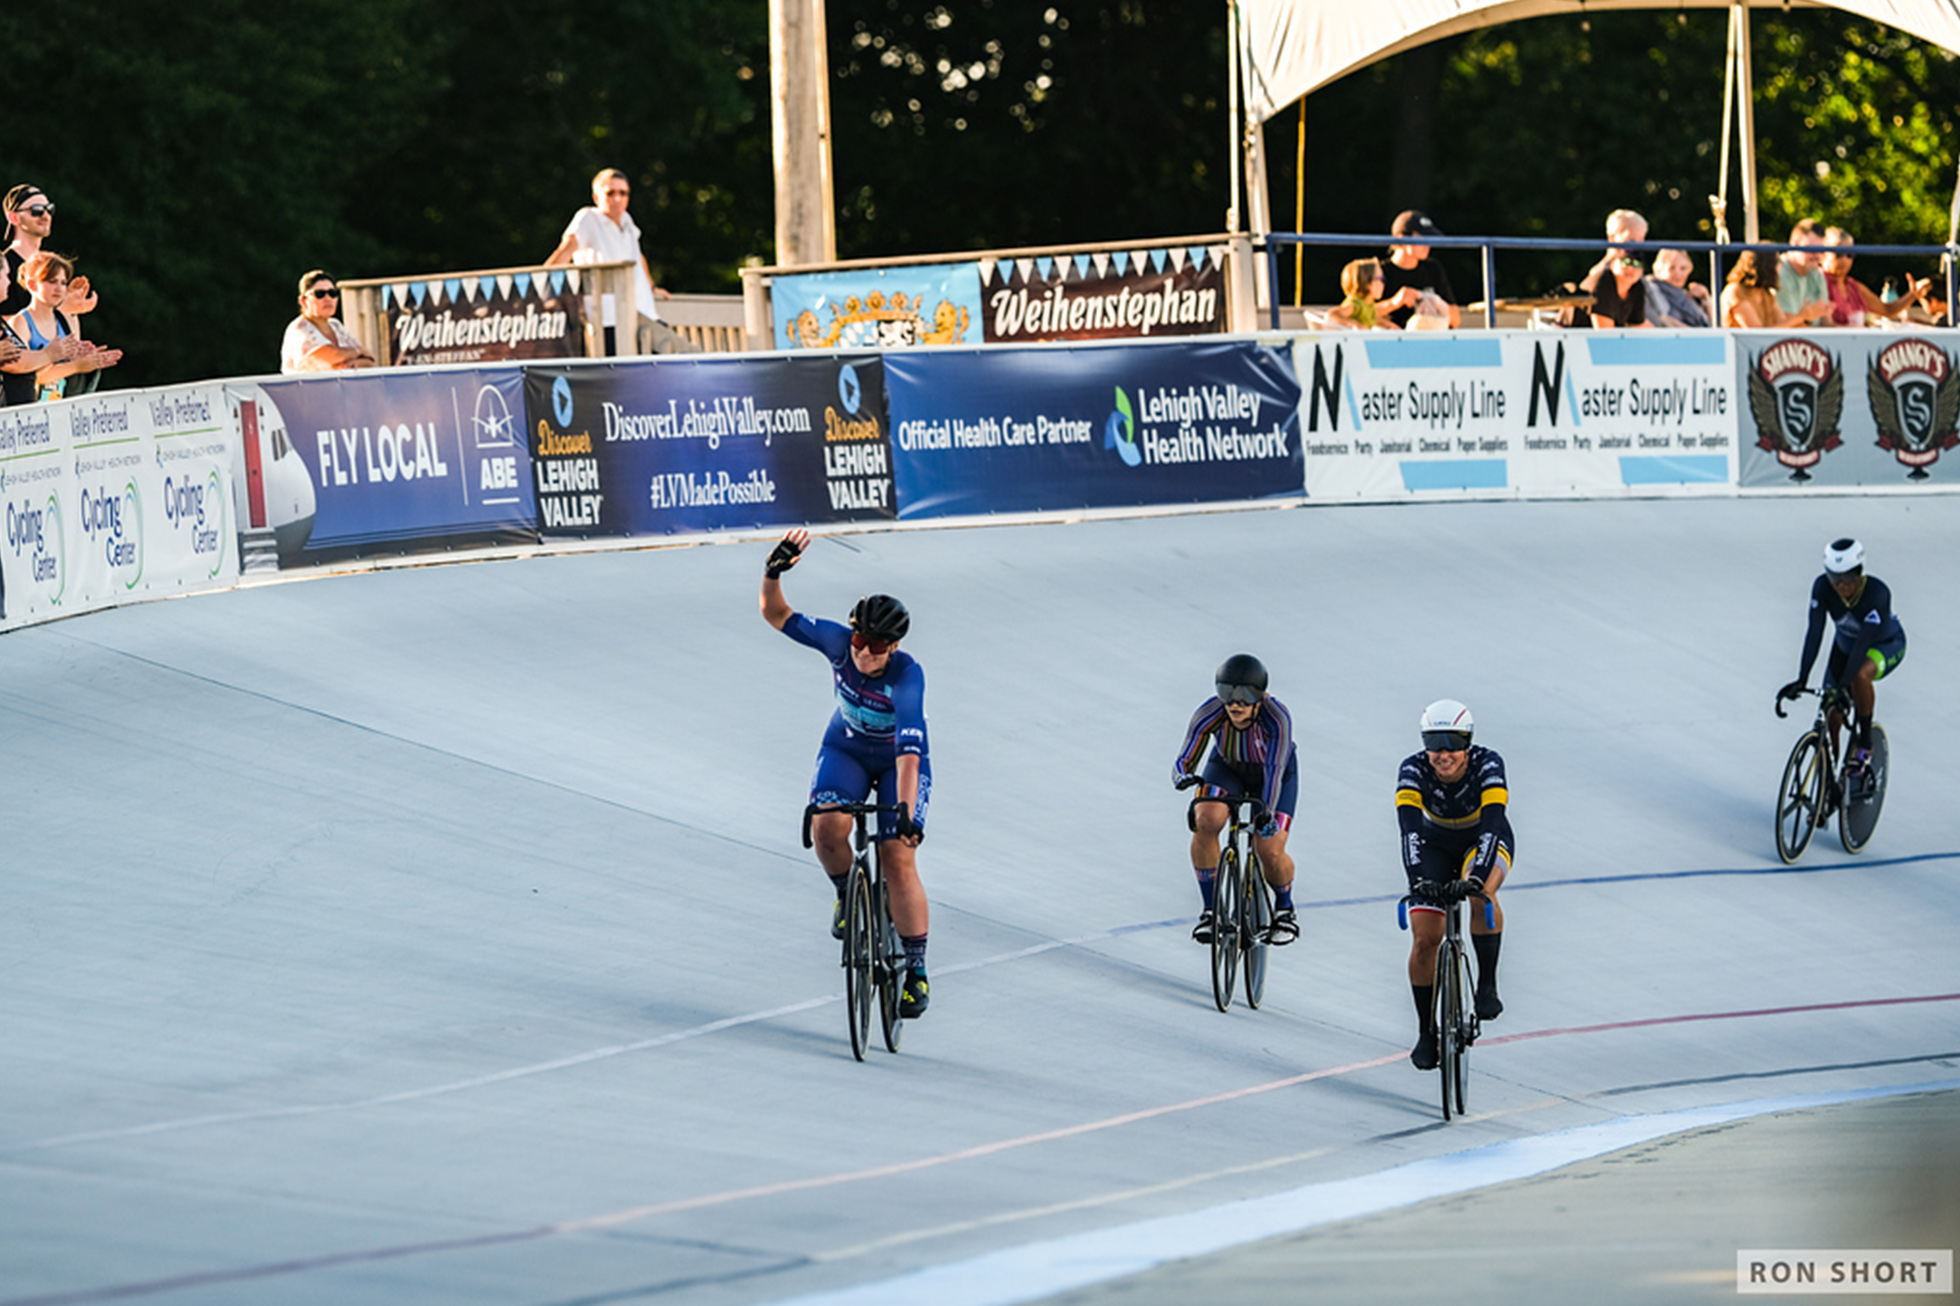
[[1778, 537, 1905, 777], [760, 529, 932, 1017]]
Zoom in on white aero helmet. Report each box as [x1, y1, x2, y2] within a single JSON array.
[[1823, 537, 1864, 578], [1420, 699, 1474, 752]]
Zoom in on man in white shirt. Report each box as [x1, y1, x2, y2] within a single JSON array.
[[544, 168, 697, 354]]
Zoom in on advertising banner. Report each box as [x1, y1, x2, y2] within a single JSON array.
[[772, 265, 986, 351], [523, 355, 896, 538], [241, 368, 536, 563], [0, 384, 237, 631], [1292, 332, 1739, 499], [886, 340, 1301, 519], [383, 270, 587, 367], [1736, 329, 1960, 488], [979, 245, 1228, 344]]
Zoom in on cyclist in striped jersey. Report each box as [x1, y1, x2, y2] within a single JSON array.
[[1171, 654, 1299, 947]]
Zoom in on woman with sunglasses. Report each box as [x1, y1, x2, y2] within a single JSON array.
[[4, 252, 120, 402], [760, 528, 933, 1018], [1396, 700, 1511, 1070], [1171, 654, 1299, 947], [281, 270, 376, 373]]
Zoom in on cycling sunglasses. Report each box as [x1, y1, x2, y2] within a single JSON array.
[[850, 631, 896, 654], [1422, 730, 1472, 753], [1216, 684, 1263, 706]]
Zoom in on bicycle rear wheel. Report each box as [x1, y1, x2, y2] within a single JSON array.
[[877, 880, 905, 1053], [1436, 939, 1462, 1121], [1839, 725, 1888, 854], [842, 866, 873, 1062], [1774, 731, 1826, 863], [1242, 854, 1272, 1011], [1210, 846, 1241, 1012]]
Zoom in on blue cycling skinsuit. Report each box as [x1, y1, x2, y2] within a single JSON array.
[[1798, 573, 1906, 692], [782, 613, 930, 840], [1395, 745, 1513, 912]]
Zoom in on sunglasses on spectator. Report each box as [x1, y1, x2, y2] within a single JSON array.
[[605, 188, 630, 197], [17, 203, 53, 218], [309, 287, 340, 299], [850, 631, 896, 654]]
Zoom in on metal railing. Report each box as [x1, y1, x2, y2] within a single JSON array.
[[1260, 231, 1960, 330]]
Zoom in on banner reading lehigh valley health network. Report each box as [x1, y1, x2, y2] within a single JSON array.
[[0, 384, 237, 631], [1292, 333, 1738, 499], [244, 369, 537, 562], [523, 356, 895, 538], [886, 340, 1301, 519], [1736, 329, 1960, 488]]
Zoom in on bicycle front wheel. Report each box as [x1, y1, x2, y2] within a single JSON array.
[[877, 880, 905, 1054], [1774, 731, 1826, 863], [1449, 940, 1474, 1116], [1435, 940, 1462, 1121], [1243, 854, 1272, 1011], [842, 867, 874, 1062], [1210, 846, 1241, 1012]]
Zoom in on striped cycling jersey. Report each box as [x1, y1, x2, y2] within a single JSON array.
[[782, 613, 928, 756], [1172, 695, 1295, 817], [1395, 745, 1508, 832]]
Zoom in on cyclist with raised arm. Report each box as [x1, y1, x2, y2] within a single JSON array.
[[760, 528, 933, 1017], [1777, 538, 1905, 784], [1397, 700, 1511, 1070], [1172, 654, 1299, 947]]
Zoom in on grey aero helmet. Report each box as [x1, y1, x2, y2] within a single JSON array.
[[1823, 537, 1864, 578], [1215, 653, 1268, 706], [849, 593, 910, 642], [1420, 698, 1473, 753]]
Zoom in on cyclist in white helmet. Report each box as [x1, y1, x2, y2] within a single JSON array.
[[1777, 537, 1905, 778], [1396, 699, 1511, 1070]]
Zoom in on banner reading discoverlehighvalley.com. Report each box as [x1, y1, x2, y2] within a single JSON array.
[[0, 383, 237, 631]]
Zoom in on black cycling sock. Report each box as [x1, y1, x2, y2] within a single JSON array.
[[1473, 931, 1502, 991], [1194, 866, 1216, 911], [1411, 982, 1434, 1033], [902, 934, 928, 973]]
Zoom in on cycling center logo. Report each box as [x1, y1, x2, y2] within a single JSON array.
[[1104, 386, 1141, 467], [551, 374, 575, 429], [80, 479, 143, 588], [1866, 338, 1960, 480], [4, 490, 64, 604], [1745, 338, 1844, 481]]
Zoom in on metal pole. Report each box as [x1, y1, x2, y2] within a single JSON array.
[[1736, 0, 1761, 244], [1227, 0, 1241, 233]]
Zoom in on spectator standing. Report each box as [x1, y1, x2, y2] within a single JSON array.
[[544, 168, 698, 355], [281, 270, 376, 374], [4, 185, 96, 321], [1817, 228, 1927, 327], [1380, 210, 1460, 329], [1720, 251, 1826, 329], [1643, 249, 1714, 328], [1580, 209, 1651, 328], [1774, 220, 1828, 319], [6, 252, 120, 401]]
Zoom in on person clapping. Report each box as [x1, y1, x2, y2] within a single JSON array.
[[3, 252, 120, 403]]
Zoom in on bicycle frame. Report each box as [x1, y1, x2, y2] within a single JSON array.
[[1187, 789, 1275, 1013], [1399, 884, 1494, 1121], [803, 801, 910, 1060]]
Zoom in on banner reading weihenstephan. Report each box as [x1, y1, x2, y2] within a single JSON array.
[[386, 270, 587, 367], [981, 246, 1226, 343], [0, 384, 237, 631]]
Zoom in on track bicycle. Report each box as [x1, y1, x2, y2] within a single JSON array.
[[1774, 685, 1889, 862], [1398, 879, 1493, 1122], [1181, 781, 1277, 1013], [803, 801, 909, 1061]]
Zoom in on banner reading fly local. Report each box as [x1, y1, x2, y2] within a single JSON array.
[[0, 384, 237, 631], [1736, 329, 1960, 489], [1292, 333, 1738, 499], [522, 355, 896, 539], [886, 339, 1302, 519]]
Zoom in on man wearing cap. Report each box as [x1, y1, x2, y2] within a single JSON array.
[[1381, 210, 1461, 329]]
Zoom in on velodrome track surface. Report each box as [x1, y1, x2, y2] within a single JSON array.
[[4, 495, 1958, 1305]]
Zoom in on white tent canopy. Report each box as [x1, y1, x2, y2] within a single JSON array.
[[1237, 0, 1960, 123]]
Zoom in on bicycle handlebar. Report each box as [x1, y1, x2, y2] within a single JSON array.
[[1397, 884, 1495, 931], [1776, 684, 1850, 720], [801, 800, 911, 849], [1182, 786, 1271, 833]]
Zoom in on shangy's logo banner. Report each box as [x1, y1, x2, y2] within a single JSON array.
[[384, 270, 588, 367], [886, 340, 1300, 519], [0, 384, 237, 632], [1293, 333, 1737, 500], [1738, 330, 1960, 487], [980, 246, 1227, 343], [772, 265, 984, 351], [523, 355, 895, 538]]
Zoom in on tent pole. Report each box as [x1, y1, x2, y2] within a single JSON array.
[[1227, 0, 1241, 233], [1294, 99, 1306, 306], [1736, 0, 1761, 244]]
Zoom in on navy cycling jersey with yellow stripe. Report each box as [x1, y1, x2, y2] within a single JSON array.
[[1173, 695, 1295, 818], [1396, 745, 1512, 879]]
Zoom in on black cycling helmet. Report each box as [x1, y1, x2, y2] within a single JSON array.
[[1214, 653, 1268, 705], [849, 593, 910, 642]]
